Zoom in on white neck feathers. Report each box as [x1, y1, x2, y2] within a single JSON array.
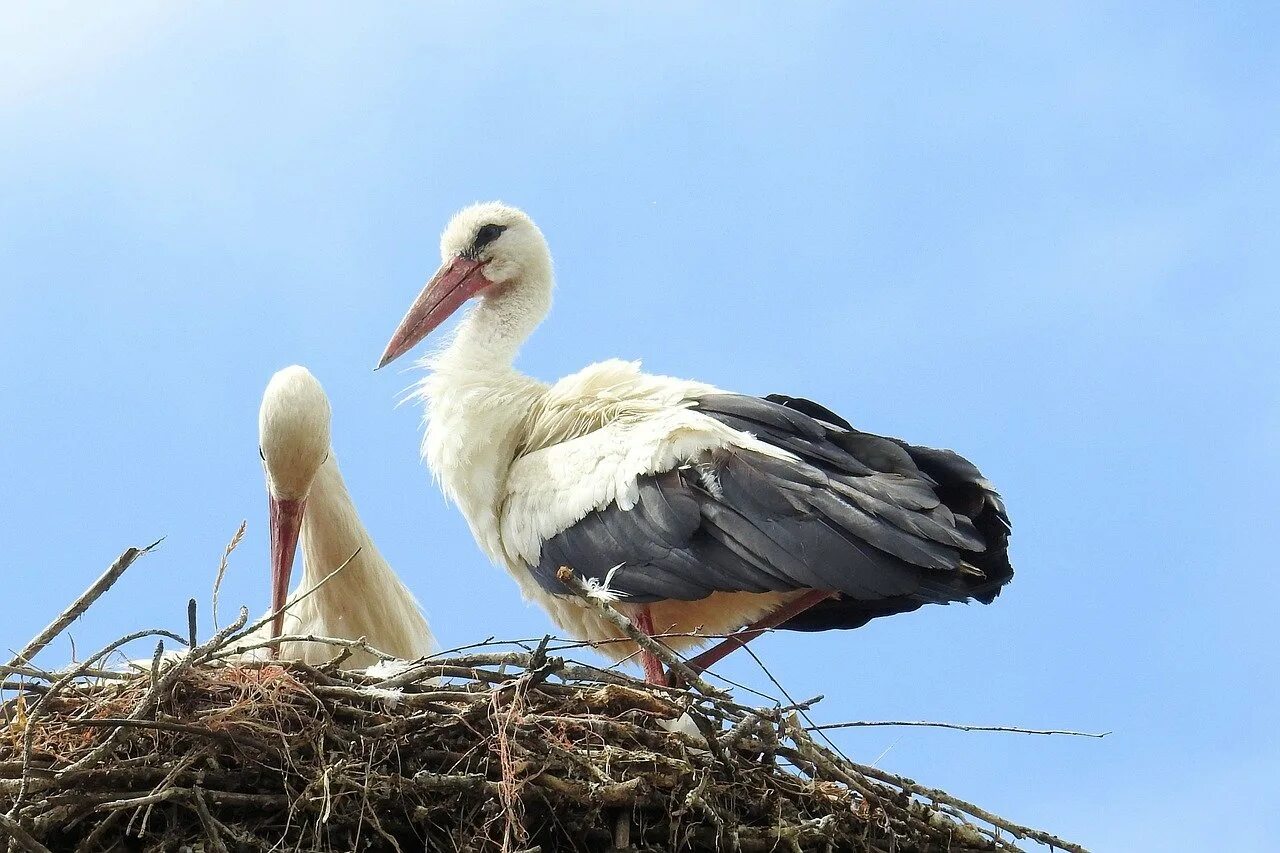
[[415, 280, 552, 563], [297, 453, 435, 661]]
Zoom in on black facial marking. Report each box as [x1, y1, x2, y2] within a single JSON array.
[[259, 446, 266, 461], [473, 223, 506, 251]]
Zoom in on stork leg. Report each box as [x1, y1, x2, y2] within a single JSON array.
[[683, 590, 838, 677], [630, 605, 667, 685]]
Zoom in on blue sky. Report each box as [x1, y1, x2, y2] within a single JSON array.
[[2, 4, 1277, 849]]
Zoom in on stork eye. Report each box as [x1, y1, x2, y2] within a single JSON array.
[[473, 224, 506, 250]]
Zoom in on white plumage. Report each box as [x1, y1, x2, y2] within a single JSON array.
[[259, 366, 436, 669]]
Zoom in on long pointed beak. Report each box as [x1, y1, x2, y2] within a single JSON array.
[[376, 257, 490, 369], [268, 495, 306, 650]]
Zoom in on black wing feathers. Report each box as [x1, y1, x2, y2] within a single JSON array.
[[531, 393, 1013, 629]]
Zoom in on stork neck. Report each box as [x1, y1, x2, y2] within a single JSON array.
[[298, 455, 388, 595], [418, 319, 548, 563], [437, 275, 551, 372], [294, 453, 435, 663]]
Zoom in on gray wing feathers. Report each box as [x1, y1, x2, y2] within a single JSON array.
[[530, 393, 1013, 618]]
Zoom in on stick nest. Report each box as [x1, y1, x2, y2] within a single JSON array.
[[2, 544, 1085, 853], [2, 643, 1080, 853]]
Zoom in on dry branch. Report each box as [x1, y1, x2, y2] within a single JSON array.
[[807, 721, 1110, 738], [5, 541, 160, 670], [554, 566, 727, 699]]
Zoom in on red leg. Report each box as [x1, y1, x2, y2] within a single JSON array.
[[629, 605, 667, 685], [683, 590, 838, 676]]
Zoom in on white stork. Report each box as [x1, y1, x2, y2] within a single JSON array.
[[260, 365, 436, 668], [377, 204, 1012, 684]]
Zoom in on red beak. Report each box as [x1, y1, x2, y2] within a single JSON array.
[[376, 257, 491, 369], [268, 495, 306, 650]]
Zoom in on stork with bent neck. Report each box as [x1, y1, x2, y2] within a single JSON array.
[[259, 365, 436, 669]]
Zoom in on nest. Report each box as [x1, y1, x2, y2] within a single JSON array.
[[1, 546, 1088, 853]]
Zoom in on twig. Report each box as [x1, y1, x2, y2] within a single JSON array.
[[92, 787, 288, 811], [0, 664, 129, 681], [209, 632, 397, 665], [59, 608, 250, 775], [211, 520, 245, 632], [846, 759, 1090, 853], [5, 540, 161, 669], [739, 643, 861, 775], [186, 599, 198, 649], [220, 549, 362, 651], [64, 718, 256, 749], [554, 567, 727, 700], [808, 720, 1110, 738], [191, 787, 230, 853], [0, 811, 53, 853]]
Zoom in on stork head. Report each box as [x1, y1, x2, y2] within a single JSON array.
[[258, 365, 332, 642], [377, 202, 551, 369]]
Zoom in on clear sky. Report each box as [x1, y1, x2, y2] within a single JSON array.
[[2, 4, 1276, 850]]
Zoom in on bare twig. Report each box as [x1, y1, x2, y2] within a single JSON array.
[[554, 567, 727, 700], [64, 718, 259, 749], [846, 759, 1090, 853], [0, 664, 127, 681], [0, 811, 53, 853], [808, 720, 1110, 738], [209, 632, 397, 665], [5, 540, 161, 669], [220, 549, 362, 652], [191, 787, 231, 853], [739, 642, 861, 775], [186, 599, 198, 649]]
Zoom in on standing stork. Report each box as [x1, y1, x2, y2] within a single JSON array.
[[377, 204, 1012, 684], [260, 365, 436, 668]]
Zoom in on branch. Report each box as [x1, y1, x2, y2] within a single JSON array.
[[0, 811, 53, 853], [206, 632, 397, 665], [554, 567, 727, 700], [808, 720, 1110, 738], [59, 608, 251, 775], [5, 540, 161, 669], [0, 664, 129, 682], [218, 549, 361, 652], [846, 757, 1091, 853]]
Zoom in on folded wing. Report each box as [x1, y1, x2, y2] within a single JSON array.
[[517, 393, 1013, 632]]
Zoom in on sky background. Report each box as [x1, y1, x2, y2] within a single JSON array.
[[2, 4, 1277, 850]]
